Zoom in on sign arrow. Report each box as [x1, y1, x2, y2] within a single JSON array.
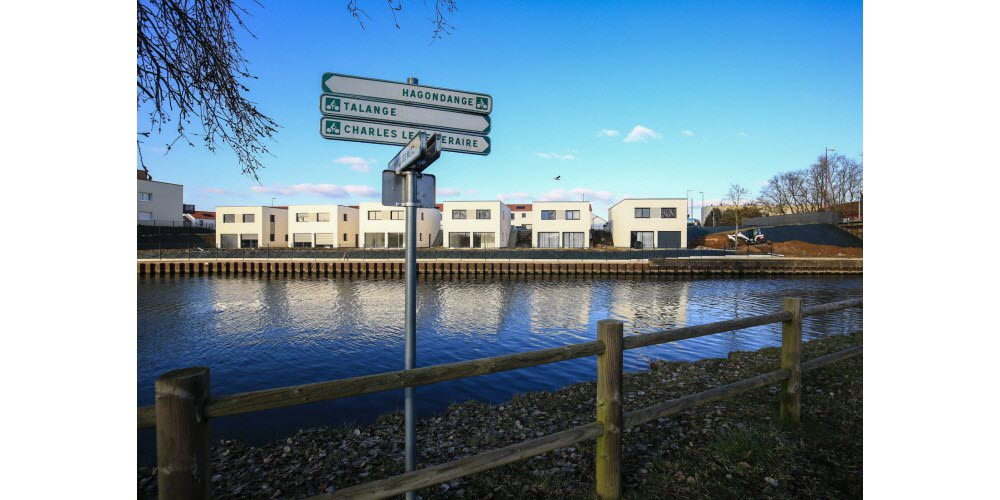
[[320, 94, 491, 134], [322, 73, 492, 115], [320, 118, 490, 156]]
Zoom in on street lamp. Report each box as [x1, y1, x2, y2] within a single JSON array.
[[271, 197, 276, 207], [824, 147, 836, 210], [699, 191, 704, 225]]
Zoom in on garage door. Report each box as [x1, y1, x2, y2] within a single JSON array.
[[657, 231, 681, 249]]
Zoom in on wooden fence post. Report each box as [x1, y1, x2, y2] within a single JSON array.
[[595, 319, 623, 499], [155, 367, 212, 500], [780, 298, 803, 424]]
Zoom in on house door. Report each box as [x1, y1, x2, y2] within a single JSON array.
[[657, 231, 681, 249]]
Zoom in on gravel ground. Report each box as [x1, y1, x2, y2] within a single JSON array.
[[138, 331, 863, 499]]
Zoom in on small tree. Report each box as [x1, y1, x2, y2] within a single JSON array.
[[727, 184, 749, 249]]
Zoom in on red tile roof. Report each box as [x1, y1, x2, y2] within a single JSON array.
[[188, 211, 215, 220]]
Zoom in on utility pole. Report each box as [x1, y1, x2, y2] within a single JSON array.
[[824, 147, 836, 211], [699, 191, 704, 226]]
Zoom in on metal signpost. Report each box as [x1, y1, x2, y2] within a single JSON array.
[[319, 73, 491, 499]]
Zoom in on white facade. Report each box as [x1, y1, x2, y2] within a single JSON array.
[[137, 173, 183, 225], [441, 201, 512, 248], [608, 198, 688, 249], [530, 201, 592, 248], [287, 205, 359, 248], [357, 202, 441, 248], [215, 206, 289, 248], [508, 203, 533, 229]]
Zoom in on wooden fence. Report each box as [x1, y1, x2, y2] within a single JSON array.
[[138, 297, 862, 499]]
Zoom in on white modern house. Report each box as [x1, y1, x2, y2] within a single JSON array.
[[215, 206, 289, 248], [183, 211, 216, 229], [441, 201, 512, 248], [508, 203, 533, 229], [137, 169, 184, 225], [530, 201, 592, 248], [608, 198, 688, 249], [286, 205, 359, 248], [357, 202, 441, 248]]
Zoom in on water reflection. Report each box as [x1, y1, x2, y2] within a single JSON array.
[[138, 275, 862, 463]]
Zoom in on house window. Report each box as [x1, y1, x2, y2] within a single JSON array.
[[522, 213, 526, 218], [296, 213, 310, 222], [293, 233, 312, 247], [269, 234, 275, 242], [387, 233, 405, 248], [220, 234, 238, 248], [343, 233, 348, 241], [138, 192, 152, 202], [240, 234, 258, 248], [631, 231, 654, 249], [223, 214, 235, 223], [537, 232, 560, 248], [243, 214, 255, 223], [452, 210, 467, 220], [364, 233, 385, 247], [476, 209, 491, 220], [634, 208, 650, 218], [270, 214, 275, 222], [661, 208, 677, 219], [138, 211, 153, 221], [315, 233, 334, 248], [391, 211, 404, 220], [317, 212, 330, 222], [343, 213, 348, 222], [420, 233, 423, 242], [421, 212, 424, 221], [563, 232, 585, 248], [473, 232, 495, 248], [368, 211, 383, 220], [541, 210, 556, 220], [565, 210, 580, 220], [449, 232, 471, 248], [510, 213, 515, 220]]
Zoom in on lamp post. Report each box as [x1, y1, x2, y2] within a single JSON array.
[[824, 147, 836, 211], [699, 191, 704, 225]]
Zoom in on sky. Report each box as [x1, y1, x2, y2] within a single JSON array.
[[137, 0, 862, 218]]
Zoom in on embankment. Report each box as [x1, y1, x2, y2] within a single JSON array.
[[136, 257, 861, 277]]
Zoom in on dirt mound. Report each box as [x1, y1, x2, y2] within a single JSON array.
[[701, 234, 861, 258]]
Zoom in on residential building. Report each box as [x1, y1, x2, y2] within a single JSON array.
[[183, 211, 216, 229], [608, 198, 688, 249], [508, 203, 533, 229], [357, 202, 441, 248], [441, 201, 512, 248], [137, 169, 183, 225], [530, 201, 592, 248], [592, 214, 608, 231], [286, 205, 359, 248], [215, 206, 288, 248]]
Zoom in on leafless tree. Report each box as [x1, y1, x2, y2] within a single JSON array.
[[727, 183, 749, 241], [757, 152, 863, 215], [137, 0, 459, 179]]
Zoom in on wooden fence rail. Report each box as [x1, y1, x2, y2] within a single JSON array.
[[140, 297, 862, 499]]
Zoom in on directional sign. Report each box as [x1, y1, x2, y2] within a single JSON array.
[[322, 73, 492, 115], [320, 94, 491, 134], [388, 132, 441, 173], [320, 117, 490, 155]]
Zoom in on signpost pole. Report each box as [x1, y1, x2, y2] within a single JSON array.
[[403, 78, 419, 500]]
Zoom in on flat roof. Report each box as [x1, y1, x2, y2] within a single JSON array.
[[608, 198, 688, 210]]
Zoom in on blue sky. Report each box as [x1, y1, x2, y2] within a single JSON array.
[[137, 0, 862, 217]]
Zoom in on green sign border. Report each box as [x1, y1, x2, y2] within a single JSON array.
[[319, 94, 491, 135], [319, 118, 491, 156], [321, 72, 493, 115]]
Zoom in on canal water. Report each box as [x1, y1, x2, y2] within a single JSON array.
[[137, 275, 862, 463]]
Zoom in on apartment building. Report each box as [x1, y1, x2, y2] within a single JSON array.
[[441, 201, 512, 248], [215, 206, 289, 248], [530, 201, 592, 248], [357, 202, 441, 248], [508, 203, 533, 229], [608, 198, 688, 249], [286, 205, 359, 248], [137, 170, 183, 225]]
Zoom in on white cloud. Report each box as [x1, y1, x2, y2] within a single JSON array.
[[438, 187, 461, 196], [737, 131, 750, 137], [539, 187, 618, 203], [623, 125, 661, 143], [597, 129, 620, 138], [333, 156, 374, 173], [535, 152, 576, 160], [680, 130, 696, 137], [250, 183, 378, 198], [497, 191, 532, 203]]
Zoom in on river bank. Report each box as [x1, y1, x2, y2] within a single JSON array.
[[137, 330, 862, 499]]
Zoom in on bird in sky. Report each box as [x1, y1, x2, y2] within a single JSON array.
[[554, 175, 561, 181]]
